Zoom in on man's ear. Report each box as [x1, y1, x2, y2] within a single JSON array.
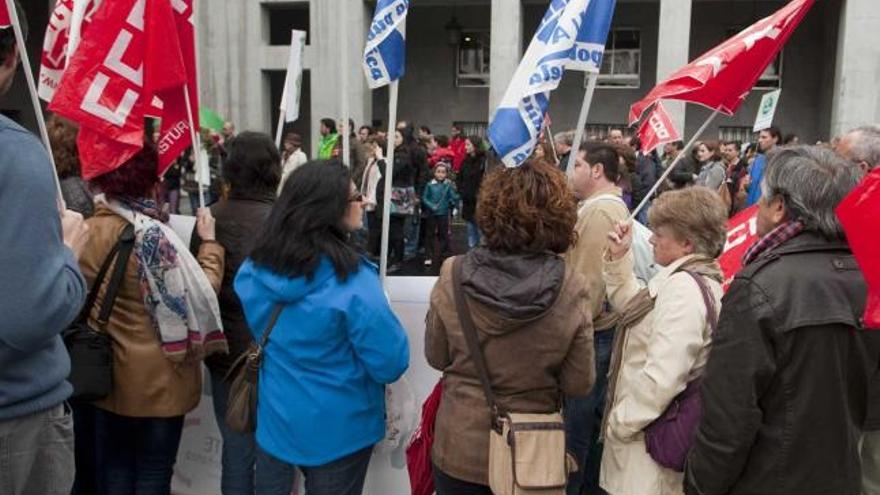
[[769, 194, 788, 224]]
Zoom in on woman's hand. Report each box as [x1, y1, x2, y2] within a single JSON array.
[[196, 207, 216, 242], [606, 220, 633, 261]]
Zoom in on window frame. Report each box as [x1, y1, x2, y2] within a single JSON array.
[[455, 29, 491, 88], [595, 27, 642, 89]]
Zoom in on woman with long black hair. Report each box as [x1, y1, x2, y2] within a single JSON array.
[[235, 160, 410, 495]]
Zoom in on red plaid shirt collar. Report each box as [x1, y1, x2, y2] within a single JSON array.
[[742, 220, 806, 266]]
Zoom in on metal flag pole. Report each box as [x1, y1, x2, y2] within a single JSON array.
[[379, 81, 400, 285], [5, 0, 65, 208], [340, 0, 351, 167], [628, 107, 721, 221], [566, 72, 599, 180]]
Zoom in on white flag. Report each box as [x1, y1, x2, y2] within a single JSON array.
[[281, 30, 307, 123]]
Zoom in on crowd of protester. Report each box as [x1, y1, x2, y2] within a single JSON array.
[[1, 13, 879, 495]]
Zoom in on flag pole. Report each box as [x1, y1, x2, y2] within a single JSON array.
[[275, 70, 289, 149], [545, 121, 560, 164], [566, 72, 599, 179], [183, 85, 206, 209], [628, 107, 720, 221], [5, 0, 65, 208], [340, 1, 351, 167], [379, 81, 399, 285]]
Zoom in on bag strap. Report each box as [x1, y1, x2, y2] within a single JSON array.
[[681, 270, 718, 333], [95, 224, 136, 329], [451, 256, 501, 422], [257, 304, 285, 351], [77, 232, 125, 324]]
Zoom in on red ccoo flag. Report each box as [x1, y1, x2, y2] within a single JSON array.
[[629, 0, 814, 125], [637, 102, 681, 154], [836, 168, 880, 329], [149, 0, 198, 175], [49, 0, 195, 179]]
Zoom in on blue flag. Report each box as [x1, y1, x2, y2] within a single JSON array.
[[363, 0, 408, 89], [488, 0, 590, 167], [569, 0, 616, 72]]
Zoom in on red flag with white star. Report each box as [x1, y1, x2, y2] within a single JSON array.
[[629, 0, 814, 125]]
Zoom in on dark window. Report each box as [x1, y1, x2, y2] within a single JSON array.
[[266, 3, 310, 46]]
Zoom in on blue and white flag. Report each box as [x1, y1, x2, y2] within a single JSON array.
[[363, 0, 408, 89], [488, 0, 590, 167], [569, 0, 616, 72]]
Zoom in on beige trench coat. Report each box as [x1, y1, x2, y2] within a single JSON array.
[[599, 253, 722, 495]]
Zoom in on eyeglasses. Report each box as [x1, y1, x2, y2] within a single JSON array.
[[349, 192, 364, 203]]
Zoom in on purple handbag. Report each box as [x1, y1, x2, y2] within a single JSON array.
[[643, 270, 718, 472]]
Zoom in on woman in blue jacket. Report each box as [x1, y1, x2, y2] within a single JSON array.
[[235, 160, 410, 495]]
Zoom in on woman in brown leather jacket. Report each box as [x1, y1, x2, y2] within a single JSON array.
[[425, 157, 595, 494]]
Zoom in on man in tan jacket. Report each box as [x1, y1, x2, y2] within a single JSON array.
[[564, 142, 630, 495]]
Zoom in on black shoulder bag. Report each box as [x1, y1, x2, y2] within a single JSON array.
[[63, 224, 135, 401]]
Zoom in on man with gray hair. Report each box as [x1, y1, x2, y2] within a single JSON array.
[[554, 130, 575, 172], [837, 125, 880, 172], [685, 146, 880, 495]]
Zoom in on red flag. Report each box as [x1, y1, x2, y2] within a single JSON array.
[[637, 102, 681, 154], [0, 3, 10, 28], [49, 0, 146, 179], [38, 0, 100, 103], [147, 0, 196, 175], [49, 0, 195, 179], [719, 205, 759, 291], [629, 0, 814, 125], [836, 168, 880, 328]]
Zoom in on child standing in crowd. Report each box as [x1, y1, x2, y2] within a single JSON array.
[[421, 163, 459, 267]]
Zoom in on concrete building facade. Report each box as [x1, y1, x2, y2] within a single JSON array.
[[3, 0, 877, 155]]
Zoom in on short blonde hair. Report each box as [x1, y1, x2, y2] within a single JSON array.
[[648, 187, 728, 257]]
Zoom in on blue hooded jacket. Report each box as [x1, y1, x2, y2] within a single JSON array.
[[234, 257, 409, 466]]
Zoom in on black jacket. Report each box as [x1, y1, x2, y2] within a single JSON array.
[[685, 232, 880, 495], [456, 153, 485, 222], [204, 193, 275, 375]]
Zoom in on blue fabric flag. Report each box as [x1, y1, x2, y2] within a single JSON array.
[[363, 0, 408, 89], [488, 0, 590, 167], [569, 0, 617, 72]]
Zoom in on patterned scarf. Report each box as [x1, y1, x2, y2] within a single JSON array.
[[101, 195, 227, 362], [600, 255, 723, 442], [742, 220, 805, 266]]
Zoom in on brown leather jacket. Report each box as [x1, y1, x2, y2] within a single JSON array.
[[425, 248, 595, 485], [80, 205, 224, 418]]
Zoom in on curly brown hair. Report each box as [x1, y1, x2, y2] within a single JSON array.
[[476, 158, 577, 254], [47, 114, 80, 179]]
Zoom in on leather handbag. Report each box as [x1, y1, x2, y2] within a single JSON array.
[[451, 256, 574, 495], [643, 269, 718, 472], [63, 224, 135, 401], [225, 304, 284, 434]]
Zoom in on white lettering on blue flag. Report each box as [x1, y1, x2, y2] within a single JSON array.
[[569, 0, 616, 72], [488, 0, 590, 167], [363, 0, 408, 89]]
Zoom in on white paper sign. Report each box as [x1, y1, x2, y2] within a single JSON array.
[[753, 89, 781, 132]]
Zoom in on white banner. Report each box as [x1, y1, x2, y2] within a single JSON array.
[[282, 30, 307, 123], [753, 89, 781, 132], [172, 276, 441, 495]]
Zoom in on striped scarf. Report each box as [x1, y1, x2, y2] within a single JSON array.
[[742, 220, 805, 266]]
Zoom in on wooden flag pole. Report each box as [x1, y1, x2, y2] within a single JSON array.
[[5, 0, 65, 208], [628, 107, 721, 221]]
